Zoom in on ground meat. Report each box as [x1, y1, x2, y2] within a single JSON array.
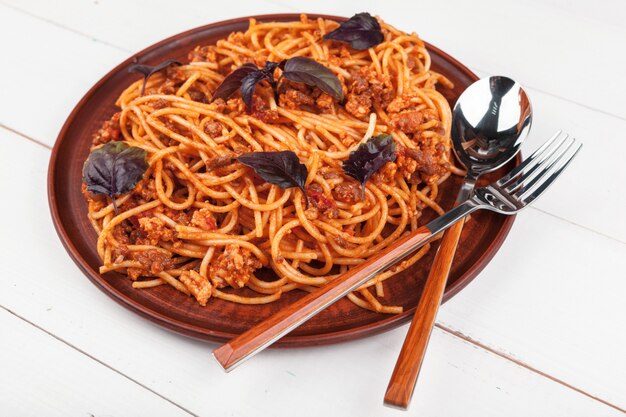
[[373, 161, 398, 184], [165, 65, 187, 83], [315, 93, 335, 113], [211, 98, 226, 113], [163, 207, 193, 226], [396, 145, 444, 182], [390, 109, 438, 134], [180, 270, 212, 306], [128, 249, 174, 279], [153, 79, 177, 95], [205, 155, 233, 171], [188, 89, 208, 103], [188, 45, 218, 63], [251, 95, 280, 123], [163, 118, 191, 137], [318, 166, 341, 180], [306, 185, 338, 219], [226, 98, 245, 114], [111, 223, 131, 245], [111, 245, 129, 263], [109, 222, 131, 262], [208, 244, 262, 289], [276, 78, 341, 113], [351, 68, 369, 93], [92, 112, 121, 146], [344, 67, 394, 120], [137, 217, 175, 245], [332, 181, 362, 204], [152, 99, 170, 110], [303, 206, 319, 220], [345, 93, 372, 120], [386, 95, 413, 113], [204, 120, 224, 138], [334, 235, 355, 249], [191, 208, 217, 231], [407, 55, 418, 70], [134, 178, 157, 201], [279, 89, 315, 110]]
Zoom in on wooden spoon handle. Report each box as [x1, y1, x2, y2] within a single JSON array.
[[213, 225, 435, 371], [384, 218, 466, 409]]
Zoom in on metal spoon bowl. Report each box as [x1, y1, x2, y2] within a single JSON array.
[[451, 75, 532, 179]]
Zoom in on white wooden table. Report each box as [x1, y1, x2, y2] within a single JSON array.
[[1, 0, 625, 415]]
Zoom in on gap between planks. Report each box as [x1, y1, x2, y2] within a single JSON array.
[[3, 122, 625, 413], [0, 305, 200, 417], [0, 123, 51, 150], [434, 322, 626, 414]]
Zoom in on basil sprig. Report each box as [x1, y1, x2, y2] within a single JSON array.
[[213, 57, 343, 112]]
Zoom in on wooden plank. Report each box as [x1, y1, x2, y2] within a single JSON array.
[[1, 128, 623, 415], [438, 207, 626, 407], [0, 308, 192, 416], [520, 89, 626, 244], [0, 5, 128, 144], [3, 0, 625, 118]]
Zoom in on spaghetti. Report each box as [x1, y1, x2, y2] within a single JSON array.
[[83, 14, 461, 314]]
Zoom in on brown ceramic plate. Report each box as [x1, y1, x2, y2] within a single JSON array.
[[48, 14, 517, 346]]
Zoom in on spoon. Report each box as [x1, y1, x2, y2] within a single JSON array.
[[212, 76, 531, 373], [383, 75, 532, 409]]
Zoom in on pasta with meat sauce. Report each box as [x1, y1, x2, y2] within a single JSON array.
[[82, 14, 463, 313]]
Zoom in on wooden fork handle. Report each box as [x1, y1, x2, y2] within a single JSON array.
[[213, 199, 480, 371], [384, 218, 466, 409], [213, 225, 435, 371]]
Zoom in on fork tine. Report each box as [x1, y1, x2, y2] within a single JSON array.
[[518, 141, 582, 205], [507, 136, 574, 195], [496, 130, 564, 188], [503, 133, 570, 191]]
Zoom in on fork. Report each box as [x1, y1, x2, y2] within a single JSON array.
[[213, 131, 582, 372], [383, 130, 579, 408]]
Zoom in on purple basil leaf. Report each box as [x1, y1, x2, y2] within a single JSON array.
[[262, 61, 280, 94], [342, 134, 396, 196], [240, 71, 269, 112], [213, 63, 260, 101], [128, 59, 181, 95], [83, 142, 148, 212], [322, 12, 384, 50], [262, 61, 280, 77], [237, 151, 309, 205], [281, 57, 344, 101]]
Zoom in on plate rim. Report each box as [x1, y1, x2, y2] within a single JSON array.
[[47, 13, 516, 346]]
